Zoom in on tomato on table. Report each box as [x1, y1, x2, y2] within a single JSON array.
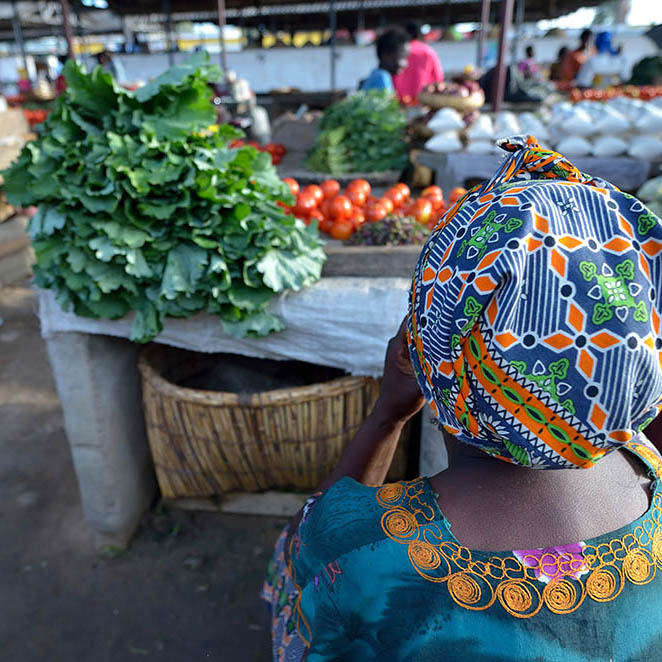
[[394, 183, 411, 202], [347, 179, 371, 198], [283, 177, 300, 197], [349, 208, 365, 229], [329, 220, 354, 240], [422, 185, 445, 210], [384, 187, 405, 209], [321, 179, 341, 199], [412, 198, 433, 224], [329, 196, 353, 220], [319, 217, 334, 234], [365, 202, 388, 223], [302, 185, 324, 205], [379, 197, 395, 215], [294, 193, 317, 218], [347, 187, 368, 207]]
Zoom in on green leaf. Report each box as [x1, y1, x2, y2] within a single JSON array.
[[221, 311, 285, 338], [160, 244, 209, 300], [257, 247, 325, 292], [135, 52, 215, 102], [227, 283, 274, 310], [29, 206, 67, 238]]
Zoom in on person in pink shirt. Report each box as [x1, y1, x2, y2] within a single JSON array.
[[393, 22, 444, 102]]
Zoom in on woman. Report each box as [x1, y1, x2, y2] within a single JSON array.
[[264, 136, 662, 661]]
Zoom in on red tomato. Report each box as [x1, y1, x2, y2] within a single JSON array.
[[321, 179, 341, 199], [329, 196, 353, 220], [329, 220, 354, 240], [412, 198, 433, 224], [347, 179, 371, 197], [365, 202, 388, 223], [449, 187, 467, 204], [302, 185, 324, 205], [422, 186, 445, 210], [283, 177, 300, 197], [319, 198, 332, 219], [294, 193, 317, 218], [395, 183, 411, 202], [319, 218, 334, 234], [379, 197, 394, 215], [309, 208, 324, 223], [347, 187, 368, 207], [384, 187, 405, 209], [349, 208, 365, 228]]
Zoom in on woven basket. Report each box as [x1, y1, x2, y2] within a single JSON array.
[[139, 346, 411, 498], [418, 90, 485, 111]]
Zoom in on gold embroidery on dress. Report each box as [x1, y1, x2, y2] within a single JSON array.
[[377, 440, 662, 618]]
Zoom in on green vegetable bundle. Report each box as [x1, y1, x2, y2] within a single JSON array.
[[306, 91, 408, 175], [2, 53, 325, 341]]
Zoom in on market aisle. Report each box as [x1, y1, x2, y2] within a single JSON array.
[[0, 284, 277, 662]]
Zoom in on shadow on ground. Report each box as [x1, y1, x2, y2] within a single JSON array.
[[0, 284, 282, 662]]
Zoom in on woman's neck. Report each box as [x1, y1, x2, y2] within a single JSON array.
[[428, 434, 652, 550]]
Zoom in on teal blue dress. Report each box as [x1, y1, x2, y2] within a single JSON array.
[[263, 439, 662, 661]]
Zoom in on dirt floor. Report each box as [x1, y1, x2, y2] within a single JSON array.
[[0, 283, 283, 662]]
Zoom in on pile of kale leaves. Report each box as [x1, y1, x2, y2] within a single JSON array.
[[2, 53, 325, 341]]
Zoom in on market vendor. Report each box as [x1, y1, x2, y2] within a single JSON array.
[[359, 28, 410, 94], [559, 28, 593, 86], [264, 135, 662, 661], [393, 22, 444, 101]]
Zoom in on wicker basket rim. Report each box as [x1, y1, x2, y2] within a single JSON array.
[[138, 345, 374, 406]]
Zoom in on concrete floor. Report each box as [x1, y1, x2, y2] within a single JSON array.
[[0, 284, 282, 662]]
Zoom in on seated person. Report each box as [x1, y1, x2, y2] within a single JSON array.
[[264, 134, 662, 661], [359, 28, 410, 94]]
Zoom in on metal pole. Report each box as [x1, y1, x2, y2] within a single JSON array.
[[329, 0, 337, 92], [11, 0, 29, 79], [162, 0, 174, 66], [477, 0, 491, 68], [59, 0, 75, 59], [511, 0, 524, 63], [217, 0, 229, 72], [492, 0, 514, 112]]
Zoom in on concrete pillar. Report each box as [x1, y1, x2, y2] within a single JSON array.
[[45, 332, 157, 552]]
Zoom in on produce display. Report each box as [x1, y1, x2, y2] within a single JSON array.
[[570, 84, 662, 102], [638, 176, 662, 217], [423, 96, 662, 160], [23, 108, 50, 128], [348, 215, 430, 246], [417, 76, 485, 112], [306, 92, 408, 175], [229, 139, 286, 165], [1, 54, 324, 341], [282, 176, 465, 241]]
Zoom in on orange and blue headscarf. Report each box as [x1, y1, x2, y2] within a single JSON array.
[[408, 135, 662, 469]]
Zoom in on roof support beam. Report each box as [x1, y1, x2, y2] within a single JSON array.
[[59, 0, 75, 58], [492, 0, 514, 111]]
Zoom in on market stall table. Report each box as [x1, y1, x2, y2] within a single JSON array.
[[38, 276, 444, 550], [417, 150, 653, 193]]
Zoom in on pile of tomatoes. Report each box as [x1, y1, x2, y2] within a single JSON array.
[[23, 108, 49, 127], [229, 140, 286, 165], [569, 85, 662, 103], [281, 177, 466, 240]]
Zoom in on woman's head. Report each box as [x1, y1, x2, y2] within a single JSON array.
[[408, 136, 662, 469], [376, 28, 410, 76]]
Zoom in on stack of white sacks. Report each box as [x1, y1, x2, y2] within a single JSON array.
[[424, 97, 662, 160]]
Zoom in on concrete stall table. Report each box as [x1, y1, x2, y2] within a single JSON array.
[[417, 150, 653, 193], [39, 275, 445, 550]]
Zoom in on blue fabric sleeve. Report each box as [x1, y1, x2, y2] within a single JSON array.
[[359, 68, 394, 93]]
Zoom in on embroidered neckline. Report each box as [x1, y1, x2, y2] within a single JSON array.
[[377, 440, 662, 618]]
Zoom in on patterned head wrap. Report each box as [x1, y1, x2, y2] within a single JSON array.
[[408, 136, 662, 469]]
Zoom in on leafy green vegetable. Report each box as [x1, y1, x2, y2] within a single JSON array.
[[306, 91, 408, 175], [2, 53, 325, 341], [348, 214, 430, 246]]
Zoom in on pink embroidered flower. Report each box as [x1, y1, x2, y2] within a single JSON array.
[[513, 542, 588, 584]]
